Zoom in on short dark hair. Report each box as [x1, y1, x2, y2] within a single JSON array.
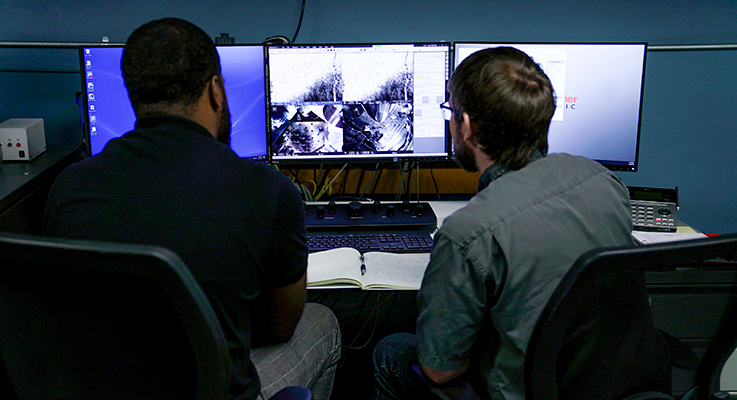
[[449, 47, 555, 170], [122, 18, 221, 116]]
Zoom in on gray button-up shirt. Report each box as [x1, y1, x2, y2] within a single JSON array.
[[417, 152, 633, 400]]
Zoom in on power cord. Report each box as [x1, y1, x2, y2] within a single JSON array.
[[292, 0, 307, 43], [262, 0, 307, 45]]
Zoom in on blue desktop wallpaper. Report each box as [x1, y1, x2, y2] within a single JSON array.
[[82, 45, 267, 159]]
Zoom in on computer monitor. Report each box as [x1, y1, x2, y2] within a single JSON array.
[[266, 42, 451, 165], [79, 44, 269, 161], [453, 42, 647, 172]]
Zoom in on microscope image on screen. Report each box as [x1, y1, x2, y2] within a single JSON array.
[[341, 51, 414, 154], [271, 104, 343, 155], [269, 46, 421, 158], [269, 52, 344, 103], [342, 102, 413, 153]]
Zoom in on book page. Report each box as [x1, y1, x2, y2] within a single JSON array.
[[307, 248, 363, 287], [363, 252, 430, 290], [631, 231, 707, 245]]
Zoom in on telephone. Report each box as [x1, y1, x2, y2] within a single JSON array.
[[628, 186, 678, 233]]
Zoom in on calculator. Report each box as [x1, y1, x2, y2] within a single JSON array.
[[628, 186, 678, 233]]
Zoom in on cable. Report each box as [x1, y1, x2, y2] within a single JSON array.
[[371, 169, 383, 196], [292, 0, 307, 43], [405, 163, 413, 202], [344, 292, 397, 350], [357, 170, 378, 200], [355, 170, 365, 197], [416, 162, 421, 202], [396, 165, 406, 201], [347, 161, 400, 172], [314, 163, 348, 200], [314, 165, 330, 198], [429, 167, 441, 199]]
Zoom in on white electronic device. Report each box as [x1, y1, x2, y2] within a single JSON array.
[[0, 118, 47, 161]]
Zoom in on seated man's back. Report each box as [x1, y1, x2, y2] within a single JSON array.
[[373, 46, 669, 400], [44, 18, 340, 400], [44, 115, 306, 399], [418, 152, 666, 398]]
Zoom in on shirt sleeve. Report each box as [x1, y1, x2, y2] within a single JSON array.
[[264, 174, 308, 288], [416, 231, 493, 371]]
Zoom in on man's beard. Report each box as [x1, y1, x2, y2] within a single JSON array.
[[453, 137, 478, 172], [216, 93, 232, 146]]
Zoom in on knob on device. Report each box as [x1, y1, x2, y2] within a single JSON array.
[[348, 201, 364, 218]]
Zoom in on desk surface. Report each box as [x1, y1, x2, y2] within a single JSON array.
[[0, 145, 81, 211]]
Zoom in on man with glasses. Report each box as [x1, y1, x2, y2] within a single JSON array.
[[372, 47, 669, 399]]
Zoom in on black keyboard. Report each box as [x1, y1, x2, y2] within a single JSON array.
[[307, 232, 434, 253]]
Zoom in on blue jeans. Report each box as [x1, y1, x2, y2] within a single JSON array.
[[373, 332, 433, 400]]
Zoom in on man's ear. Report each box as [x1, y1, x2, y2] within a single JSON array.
[[207, 75, 224, 113], [460, 112, 476, 145]]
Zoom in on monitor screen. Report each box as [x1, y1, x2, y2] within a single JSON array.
[[453, 42, 647, 172], [266, 43, 451, 165], [79, 44, 269, 161]]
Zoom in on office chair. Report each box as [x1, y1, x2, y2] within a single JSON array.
[[410, 233, 737, 400], [683, 263, 737, 400], [526, 232, 737, 400], [0, 232, 311, 400]]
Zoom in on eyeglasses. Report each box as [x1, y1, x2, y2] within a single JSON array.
[[439, 101, 454, 121]]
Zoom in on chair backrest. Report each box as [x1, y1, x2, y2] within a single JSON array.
[[0, 232, 231, 400], [524, 233, 737, 400], [690, 266, 737, 400]]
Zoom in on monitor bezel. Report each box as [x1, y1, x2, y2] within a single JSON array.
[[265, 41, 453, 167], [452, 41, 647, 172]]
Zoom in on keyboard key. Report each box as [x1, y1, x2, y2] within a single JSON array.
[[307, 232, 434, 253]]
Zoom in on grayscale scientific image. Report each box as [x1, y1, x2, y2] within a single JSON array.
[[269, 52, 344, 103], [342, 102, 413, 153], [343, 51, 414, 103], [271, 104, 343, 155]]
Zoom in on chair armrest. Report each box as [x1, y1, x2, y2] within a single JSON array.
[[269, 386, 312, 400], [409, 362, 482, 400]]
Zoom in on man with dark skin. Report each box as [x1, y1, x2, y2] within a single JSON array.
[[44, 18, 341, 400]]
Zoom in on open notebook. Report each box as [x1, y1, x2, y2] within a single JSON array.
[[307, 248, 430, 290]]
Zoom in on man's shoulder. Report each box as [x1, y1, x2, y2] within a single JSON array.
[[53, 152, 100, 184], [227, 158, 295, 189], [491, 153, 622, 197], [439, 153, 627, 241], [534, 152, 609, 174]]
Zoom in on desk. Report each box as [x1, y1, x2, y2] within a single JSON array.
[[646, 265, 737, 395], [0, 145, 82, 234], [308, 201, 737, 399]]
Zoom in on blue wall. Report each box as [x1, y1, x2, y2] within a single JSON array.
[[2, 0, 736, 234]]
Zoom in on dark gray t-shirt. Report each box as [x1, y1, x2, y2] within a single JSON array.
[[417, 153, 633, 400]]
